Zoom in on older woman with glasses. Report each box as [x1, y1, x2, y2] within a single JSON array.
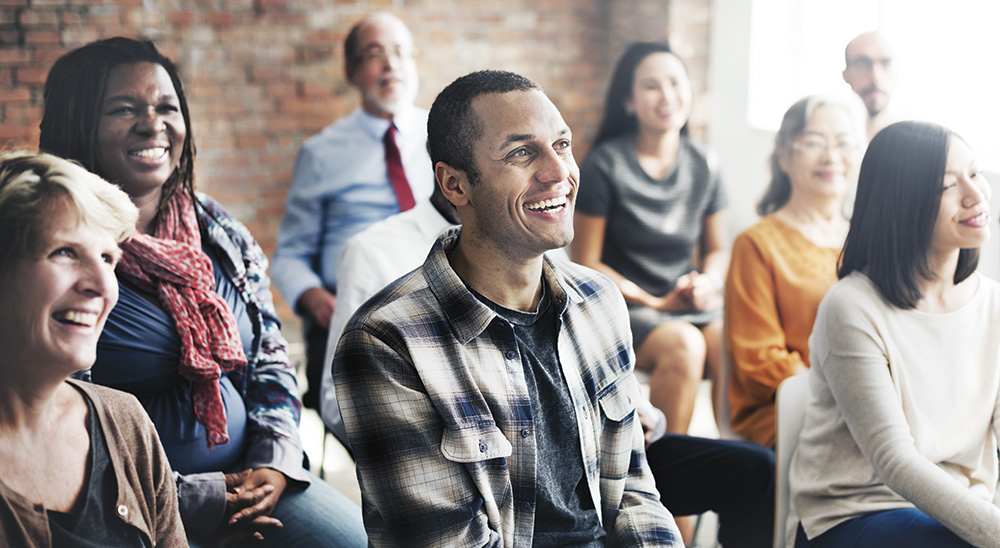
[[0, 151, 185, 547], [725, 96, 861, 448]]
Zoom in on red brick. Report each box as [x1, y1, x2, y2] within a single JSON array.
[[60, 12, 82, 24], [3, 103, 41, 122], [166, 11, 195, 25], [24, 29, 59, 44], [236, 134, 268, 148], [14, 66, 47, 85], [0, 86, 30, 102], [255, 0, 288, 12], [205, 12, 234, 26], [0, 123, 35, 140], [0, 30, 20, 45], [0, 48, 30, 63], [33, 47, 67, 63], [19, 9, 59, 26]]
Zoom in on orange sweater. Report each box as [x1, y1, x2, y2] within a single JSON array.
[[724, 215, 839, 447]]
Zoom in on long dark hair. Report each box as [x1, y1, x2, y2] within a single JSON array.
[[838, 121, 979, 309], [39, 37, 196, 212], [592, 41, 689, 147]]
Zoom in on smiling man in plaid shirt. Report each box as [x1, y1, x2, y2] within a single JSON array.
[[334, 70, 682, 547]]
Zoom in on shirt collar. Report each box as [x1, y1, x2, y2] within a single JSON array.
[[423, 227, 578, 344], [355, 104, 418, 141]]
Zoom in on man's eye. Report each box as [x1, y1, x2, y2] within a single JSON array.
[[555, 140, 572, 150], [509, 148, 530, 158]]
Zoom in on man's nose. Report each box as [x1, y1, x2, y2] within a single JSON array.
[[536, 148, 571, 184]]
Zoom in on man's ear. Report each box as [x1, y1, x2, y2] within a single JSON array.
[[842, 68, 850, 85], [436, 162, 470, 207]]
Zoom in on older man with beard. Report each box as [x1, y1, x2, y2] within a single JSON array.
[[842, 31, 898, 141], [273, 13, 434, 411]]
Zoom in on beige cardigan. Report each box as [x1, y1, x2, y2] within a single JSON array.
[[0, 380, 186, 547]]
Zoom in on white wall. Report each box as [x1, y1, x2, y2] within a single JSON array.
[[708, 0, 1000, 280]]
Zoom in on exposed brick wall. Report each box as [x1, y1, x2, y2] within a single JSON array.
[[0, 0, 713, 324]]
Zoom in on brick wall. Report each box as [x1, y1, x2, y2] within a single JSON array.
[[0, 0, 713, 323]]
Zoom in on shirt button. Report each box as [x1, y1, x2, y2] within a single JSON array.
[[479, 441, 487, 452], [521, 428, 530, 438], [521, 501, 531, 510], [117, 504, 128, 517], [505, 350, 516, 360]]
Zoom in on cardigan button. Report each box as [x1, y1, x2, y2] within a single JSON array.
[[117, 504, 128, 517], [521, 428, 530, 438], [479, 441, 487, 452], [505, 350, 516, 360]]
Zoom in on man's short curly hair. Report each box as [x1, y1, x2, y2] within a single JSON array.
[[427, 70, 540, 186]]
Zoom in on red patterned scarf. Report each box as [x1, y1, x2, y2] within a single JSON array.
[[117, 191, 247, 448]]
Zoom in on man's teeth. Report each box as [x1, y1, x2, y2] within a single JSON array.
[[131, 147, 167, 159], [54, 311, 98, 327], [526, 197, 567, 211]]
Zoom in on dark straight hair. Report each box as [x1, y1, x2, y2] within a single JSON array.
[[39, 37, 196, 212], [838, 120, 979, 309], [592, 41, 690, 148]]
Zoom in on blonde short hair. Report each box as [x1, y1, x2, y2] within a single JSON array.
[[0, 150, 138, 276]]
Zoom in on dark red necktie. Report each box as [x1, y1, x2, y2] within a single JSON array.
[[384, 124, 416, 211]]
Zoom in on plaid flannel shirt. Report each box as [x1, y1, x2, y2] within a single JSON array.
[[335, 227, 680, 547]]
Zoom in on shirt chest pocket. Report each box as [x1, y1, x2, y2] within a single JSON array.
[[597, 373, 638, 423], [440, 425, 513, 463]]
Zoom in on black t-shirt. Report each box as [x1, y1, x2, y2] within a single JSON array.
[[473, 283, 605, 547]]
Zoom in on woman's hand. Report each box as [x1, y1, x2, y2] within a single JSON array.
[[679, 272, 723, 311], [214, 468, 287, 546], [657, 271, 721, 312]]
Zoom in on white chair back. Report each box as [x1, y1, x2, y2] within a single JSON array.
[[774, 374, 809, 548], [716, 333, 738, 439]]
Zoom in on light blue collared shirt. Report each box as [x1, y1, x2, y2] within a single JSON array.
[[272, 105, 434, 310]]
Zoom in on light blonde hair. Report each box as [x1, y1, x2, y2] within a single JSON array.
[[0, 150, 138, 276]]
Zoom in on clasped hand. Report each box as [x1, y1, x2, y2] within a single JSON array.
[[657, 271, 722, 312], [213, 468, 287, 546]]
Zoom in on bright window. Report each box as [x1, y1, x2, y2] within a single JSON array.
[[747, 0, 1000, 168]]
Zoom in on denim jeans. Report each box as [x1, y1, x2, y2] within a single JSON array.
[[794, 508, 975, 548]]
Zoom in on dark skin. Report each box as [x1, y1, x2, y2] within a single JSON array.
[[212, 469, 286, 546]]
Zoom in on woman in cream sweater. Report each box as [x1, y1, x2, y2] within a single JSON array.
[[790, 121, 1000, 547]]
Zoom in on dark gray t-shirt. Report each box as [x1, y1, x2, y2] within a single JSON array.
[[473, 284, 605, 547], [577, 135, 728, 297]]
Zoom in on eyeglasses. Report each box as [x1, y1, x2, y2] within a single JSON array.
[[355, 46, 419, 66], [846, 56, 893, 72], [791, 138, 858, 157]]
